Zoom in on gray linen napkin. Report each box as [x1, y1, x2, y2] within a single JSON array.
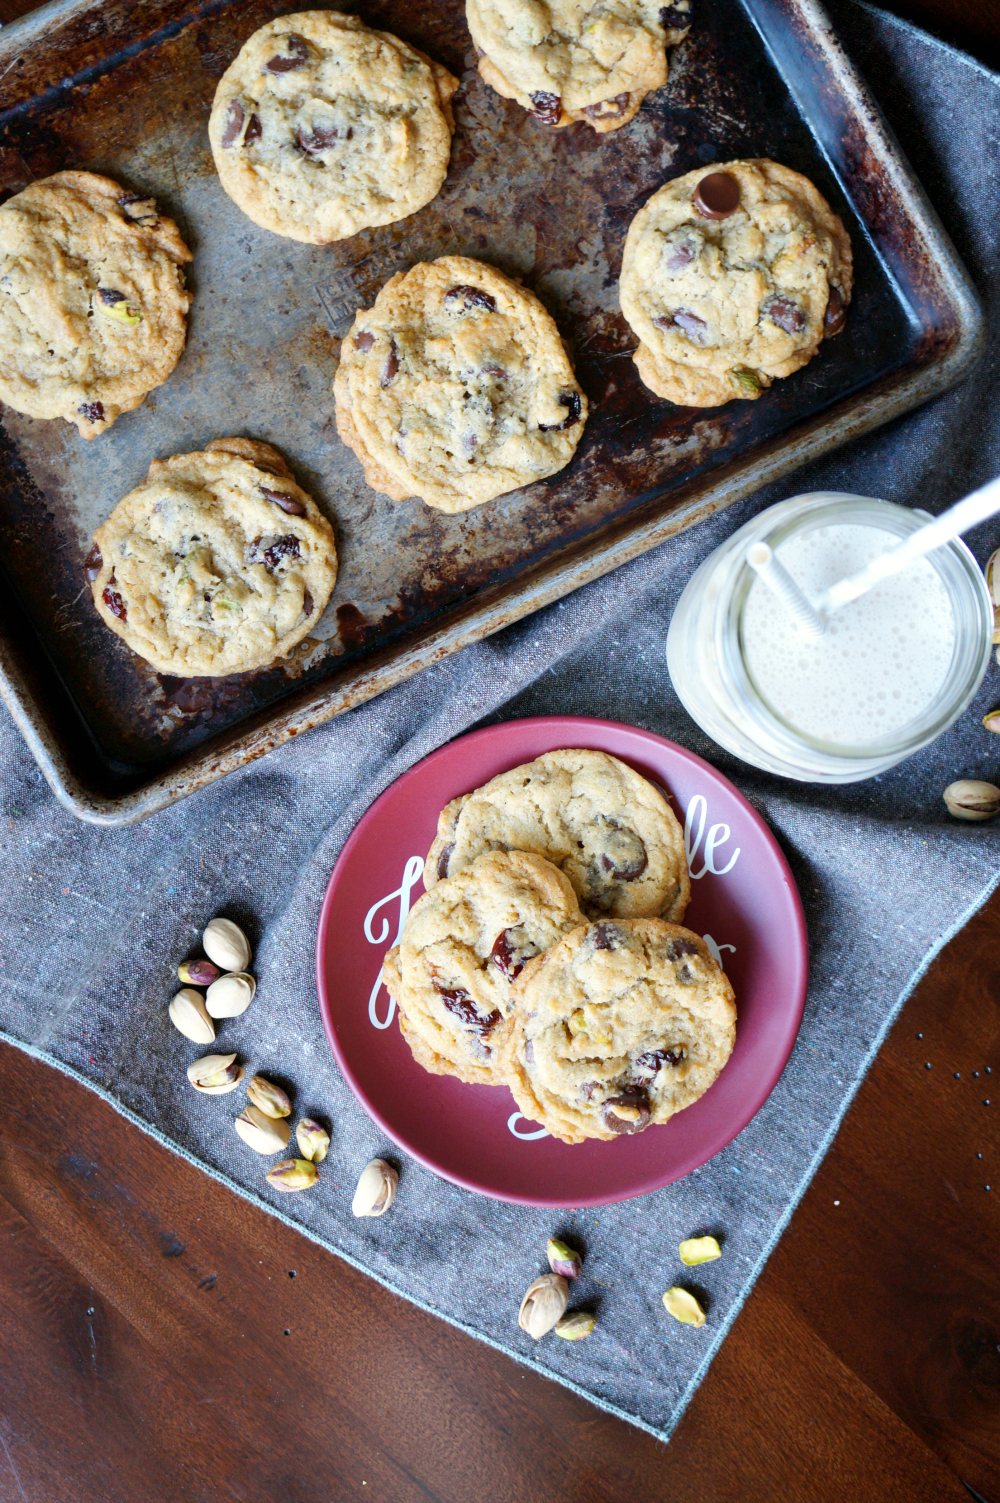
[[1, 0, 998, 1440]]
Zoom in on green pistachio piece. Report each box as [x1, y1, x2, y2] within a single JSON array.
[[729, 367, 762, 394]]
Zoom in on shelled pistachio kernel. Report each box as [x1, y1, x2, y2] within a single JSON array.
[[943, 780, 1000, 821], [247, 1075, 291, 1119], [546, 1238, 583, 1279], [202, 917, 251, 973], [177, 958, 221, 988], [296, 1118, 330, 1163], [235, 1103, 290, 1155], [205, 971, 256, 1018], [554, 1310, 596, 1341], [187, 1052, 244, 1094], [679, 1236, 722, 1266], [266, 1158, 318, 1192], [168, 988, 215, 1044], [662, 1287, 706, 1326], [518, 1274, 569, 1340], [352, 1159, 398, 1217]]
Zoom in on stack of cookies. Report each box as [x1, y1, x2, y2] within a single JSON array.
[[382, 748, 737, 1144]]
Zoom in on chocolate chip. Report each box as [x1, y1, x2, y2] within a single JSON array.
[[80, 401, 105, 423], [634, 1047, 685, 1082], [672, 309, 707, 341], [244, 113, 263, 146], [302, 589, 314, 617], [583, 92, 630, 121], [824, 284, 847, 337], [764, 296, 806, 333], [84, 544, 102, 583], [539, 390, 582, 433], [666, 238, 696, 272], [102, 583, 126, 621], [264, 33, 309, 72], [354, 330, 374, 353], [482, 364, 507, 379], [381, 339, 399, 387], [117, 192, 158, 224], [463, 433, 478, 459], [444, 285, 497, 313], [491, 928, 528, 982], [295, 123, 343, 154], [221, 99, 245, 148], [431, 975, 501, 1038], [580, 1080, 600, 1102], [659, 3, 689, 26], [436, 843, 454, 880], [693, 171, 741, 220], [591, 922, 622, 951], [260, 485, 306, 516], [601, 1086, 651, 1135], [97, 287, 125, 305], [524, 1038, 535, 1063], [599, 824, 648, 882], [529, 90, 561, 126], [667, 938, 700, 959], [253, 534, 301, 570]]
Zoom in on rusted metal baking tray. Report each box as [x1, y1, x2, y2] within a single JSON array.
[[0, 0, 983, 823]]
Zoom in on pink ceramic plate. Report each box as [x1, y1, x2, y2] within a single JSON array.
[[316, 717, 808, 1206]]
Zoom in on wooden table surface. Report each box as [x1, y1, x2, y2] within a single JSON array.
[[0, 1, 998, 1499]]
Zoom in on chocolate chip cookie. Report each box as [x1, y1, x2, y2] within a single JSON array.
[[424, 748, 690, 921], [0, 171, 191, 438], [334, 256, 588, 512], [467, 0, 691, 133], [87, 437, 337, 676], [619, 159, 852, 407], [209, 11, 458, 244], [496, 919, 736, 1143], [382, 850, 584, 1085]]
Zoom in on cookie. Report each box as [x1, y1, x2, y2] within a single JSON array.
[[496, 919, 736, 1143], [382, 849, 584, 1085], [209, 11, 458, 244], [424, 748, 690, 921], [0, 171, 191, 438], [467, 0, 691, 133], [88, 437, 338, 676], [334, 255, 588, 512], [619, 159, 852, 407]]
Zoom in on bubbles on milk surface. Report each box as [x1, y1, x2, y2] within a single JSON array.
[[742, 524, 955, 746]]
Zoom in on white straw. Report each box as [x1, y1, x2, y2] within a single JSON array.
[[747, 541, 827, 640], [818, 474, 1000, 614]]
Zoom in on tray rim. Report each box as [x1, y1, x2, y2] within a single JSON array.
[[0, 0, 985, 825]]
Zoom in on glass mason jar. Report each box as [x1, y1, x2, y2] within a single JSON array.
[[666, 491, 993, 783]]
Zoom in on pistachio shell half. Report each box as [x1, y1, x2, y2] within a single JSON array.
[[202, 917, 252, 973], [187, 1052, 245, 1094], [205, 971, 256, 1018], [235, 1103, 290, 1155], [168, 988, 215, 1044], [352, 1159, 398, 1217]]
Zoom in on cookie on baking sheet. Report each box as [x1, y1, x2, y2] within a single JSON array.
[[496, 919, 736, 1144], [619, 158, 853, 408], [208, 11, 458, 244], [424, 748, 690, 922], [87, 437, 337, 677], [334, 255, 588, 512], [0, 171, 191, 439], [467, 0, 691, 133], [382, 849, 584, 1085]]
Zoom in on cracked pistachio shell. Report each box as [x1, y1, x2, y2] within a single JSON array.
[[247, 1075, 291, 1119], [296, 1118, 330, 1163], [546, 1238, 583, 1279], [266, 1158, 318, 1192], [554, 1310, 596, 1341], [235, 1103, 290, 1155], [352, 1159, 398, 1217], [177, 958, 221, 988], [205, 971, 256, 1018], [187, 1052, 244, 1094], [983, 710, 1000, 735], [168, 988, 215, 1044], [679, 1236, 722, 1266], [202, 917, 251, 973], [986, 551, 1000, 642], [518, 1274, 568, 1340], [662, 1287, 706, 1327], [943, 780, 1000, 821]]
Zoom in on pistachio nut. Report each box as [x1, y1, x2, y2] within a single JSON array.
[[177, 958, 221, 987], [247, 1074, 292, 1119], [352, 1158, 398, 1217], [554, 1310, 596, 1341], [296, 1118, 330, 1163], [187, 1052, 245, 1094], [679, 1235, 722, 1266], [95, 289, 142, 324], [266, 1158, 319, 1192], [983, 710, 1000, 735], [986, 549, 1000, 643], [546, 1237, 583, 1279], [235, 1103, 291, 1155], [202, 917, 252, 973], [518, 1274, 569, 1340], [729, 366, 762, 394], [662, 1286, 706, 1327], [943, 779, 1000, 821], [205, 971, 256, 1019], [567, 1008, 611, 1046], [168, 988, 216, 1044]]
